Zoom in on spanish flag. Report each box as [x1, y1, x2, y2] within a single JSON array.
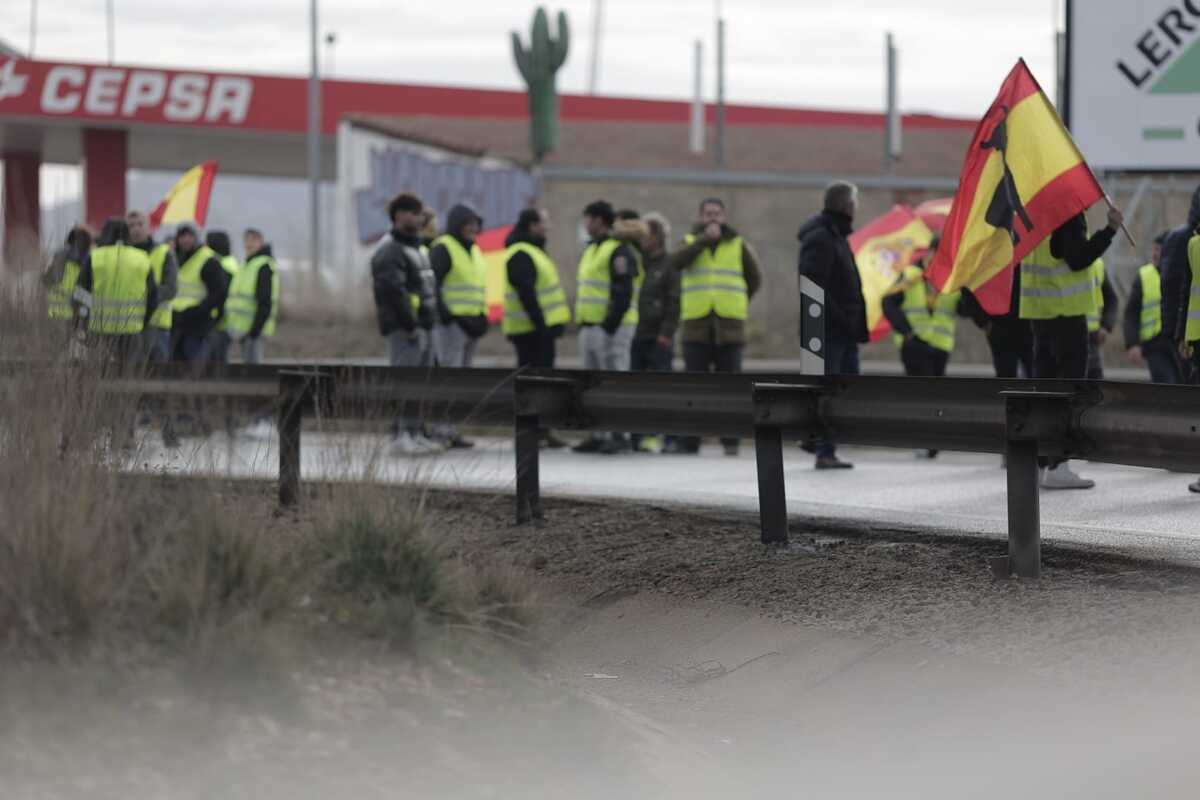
[[476, 224, 513, 323], [848, 206, 935, 341], [149, 161, 219, 230], [926, 60, 1104, 313]]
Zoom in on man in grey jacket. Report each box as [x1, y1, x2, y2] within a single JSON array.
[[371, 192, 441, 455]]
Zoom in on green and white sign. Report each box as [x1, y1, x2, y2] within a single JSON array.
[[1069, 0, 1200, 170]]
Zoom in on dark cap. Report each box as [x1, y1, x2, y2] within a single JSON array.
[[175, 223, 198, 238], [583, 200, 615, 226]]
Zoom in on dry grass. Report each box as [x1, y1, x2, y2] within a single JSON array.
[[0, 279, 537, 669]]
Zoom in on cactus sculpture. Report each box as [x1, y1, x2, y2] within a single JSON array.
[[512, 8, 570, 163]]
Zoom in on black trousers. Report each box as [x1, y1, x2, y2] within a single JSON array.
[[510, 331, 556, 369], [1141, 340, 1183, 385], [988, 318, 1033, 379], [900, 338, 949, 377], [680, 341, 743, 451], [1031, 316, 1089, 468], [630, 336, 673, 447], [1031, 316, 1089, 381]]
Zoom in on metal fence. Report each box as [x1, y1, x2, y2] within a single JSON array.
[[28, 362, 1200, 580]]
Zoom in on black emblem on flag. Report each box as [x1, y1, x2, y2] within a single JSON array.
[[981, 107, 1034, 247]]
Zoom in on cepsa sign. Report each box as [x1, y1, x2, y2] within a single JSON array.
[[0, 59, 313, 132]]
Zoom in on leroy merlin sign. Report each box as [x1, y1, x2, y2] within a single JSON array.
[[1069, 0, 1200, 170]]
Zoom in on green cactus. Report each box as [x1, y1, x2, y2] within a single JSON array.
[[512, 7, 570, 163]]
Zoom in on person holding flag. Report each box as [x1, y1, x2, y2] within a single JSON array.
[[927, 59, 1124, 491]]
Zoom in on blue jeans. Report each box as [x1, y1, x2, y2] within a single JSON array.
[[815, 339, 860, 458]]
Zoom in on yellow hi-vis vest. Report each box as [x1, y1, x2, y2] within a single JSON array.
[[147, 243, 173, 330], [88, 243, 151, 335], [679, 234, 748, 321], [47, 259, 81, 320], [225, 253, 280, 338], [1086, 258, 1106, 333], [1186, 234, 1200, 342], [892, 265, 960, 353], [574, 238, 641, 326], [1137, 263, 1162, 343], [1019, 235, 1098, 320], [172, 245, 217, 313], [214, 255, 240, 330], [433, 235, 488, 317], [503, 242, 570, 335]]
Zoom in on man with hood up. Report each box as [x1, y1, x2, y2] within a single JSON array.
[[428, 203, 490, 448], [668, 197, 762, 456]]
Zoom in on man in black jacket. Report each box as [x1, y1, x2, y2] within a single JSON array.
[[371, 192, 441, 455], [171, 224, 229, 363], [797, 181, 868, 470], [1124, 231, 1181, 384]]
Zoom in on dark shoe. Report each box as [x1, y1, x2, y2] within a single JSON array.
[[597, 437, 630, 455], [572, 437, 603, 454], [722, 441, 740, 457], [540, 432, 567, 449], [799, 441, 817, 454], [815, 455, 854, 470], [1189, 479, 1200, 494], [446, 435, 475, 450]]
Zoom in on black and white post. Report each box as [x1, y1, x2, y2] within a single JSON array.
[[799, 275, 826, 376]]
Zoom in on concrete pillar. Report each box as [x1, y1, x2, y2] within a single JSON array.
[[2, 151, 41, 268], [83, 128, 128, 228]]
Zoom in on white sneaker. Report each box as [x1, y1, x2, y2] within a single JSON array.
[[1040, 463, 1095, 490], [389, 431, 427, 456], [414, 433, 446, 454], [241, 419, 274, 441]]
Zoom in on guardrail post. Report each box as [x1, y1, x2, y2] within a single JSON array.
[[278, 372, 305, 508], [752, 382, 827, 546], [515, 411, 542, 523], [1000, 390, 1077, 579]]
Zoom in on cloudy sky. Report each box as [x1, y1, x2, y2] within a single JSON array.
[[3, 0, 1063, 118]]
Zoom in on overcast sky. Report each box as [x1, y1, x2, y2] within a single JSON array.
[[3, 0, 1063, 118]]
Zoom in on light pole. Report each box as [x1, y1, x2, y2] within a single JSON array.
[[308, 0, 321, 280]]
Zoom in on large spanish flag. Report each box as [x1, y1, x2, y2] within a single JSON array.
[[849, 206, 935, 341], [927, 60, 1104, 314], [476, 224, 513, 323], [149, 161, 219, 230]]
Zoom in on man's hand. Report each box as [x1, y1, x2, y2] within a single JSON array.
[[1127, 345, 1144, 366], [1094, 328, 1109, 345], [656, 335, 673, 352], [703, 223, 722, 243], [1180, 340, 1194, 361], [1106, 206, 1125, 232]]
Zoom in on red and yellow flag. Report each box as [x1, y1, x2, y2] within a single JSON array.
[[149, 161, 219, 230], [476, 225, 513, 323], [927, 60, 1104, 314], [849, 205, 935, 341]]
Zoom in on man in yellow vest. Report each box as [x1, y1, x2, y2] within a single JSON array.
[[42, 226, 92, 326], [126, 210, 177, 363], [573, 199, 641, 455], [429, 204, 490, 448], [667, 197, 762, 456], [71, 217, 158, 363], [1181, 226, 1200, 494], [171, 224, 230, 363], [503, 208, 570, 449], [1123, 232, 1181, 384], [1084, 258, 1118, 380], [1019, 205, 1123, 490]]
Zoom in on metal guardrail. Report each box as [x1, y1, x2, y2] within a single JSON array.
[[11, 361, 1200, 579]]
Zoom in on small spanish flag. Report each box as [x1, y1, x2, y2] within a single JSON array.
[[149, 161, 219, 230], [476, 225, 513, 323], [927, 60, 1104, 314], [849, 206, 935, 341]]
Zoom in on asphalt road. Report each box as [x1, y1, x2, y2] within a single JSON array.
[[141, 429, 1200, 566]]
